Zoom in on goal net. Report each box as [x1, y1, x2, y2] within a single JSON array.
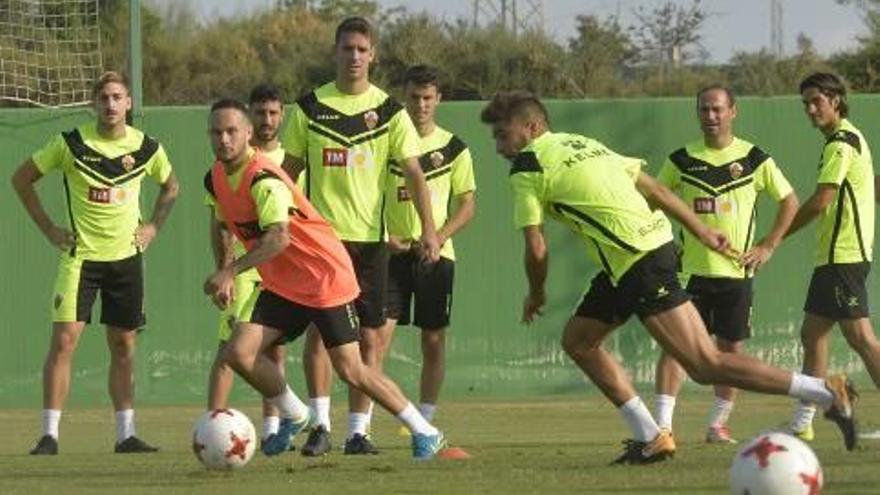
[[0, 0, 102, 107]]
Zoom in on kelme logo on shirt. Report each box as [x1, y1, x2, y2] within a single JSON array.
[[729, 162, 743, 179], [364, 110, 379, 130], [323, 148, 348, 167]]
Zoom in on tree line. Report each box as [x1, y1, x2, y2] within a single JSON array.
[[5, 0, 880, 105]]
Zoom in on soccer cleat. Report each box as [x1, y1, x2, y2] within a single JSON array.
[[114, 436, 159, 454], [262, 414, 309, 457], [343, 433, 379, 455], [705, 424, 738, 444], [398, 425, 412, 437], [610, 429, 676, 465], [301, 425, 332, 457], [29, 435, 58, 455], [823, 373, 859, 451], [412, 431, 447, 460]]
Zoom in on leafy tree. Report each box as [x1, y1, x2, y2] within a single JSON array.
[[631, 0, 706, 68], [567, 15, 638, 97]]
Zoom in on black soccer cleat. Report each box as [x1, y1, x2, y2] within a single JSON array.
[[610, 429, 676, 465], [343, 433, 379, 455], [301, 425, 332, 457], [114, 436, 159, 454], [824, 373, 859, 451], [29, 435, 58, 455]]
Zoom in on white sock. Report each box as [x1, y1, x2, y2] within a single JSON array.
[[787, 372, 833, 409], [348, 412, 370, 437], [653, 395, 676, 430], [115, 409, 135, 443], [791, 401, 817, 431], [263, 416, 280, 440], [418, 403, 437, 422], [42, 409, 61, 439], [364, 401, 374, 430], [397, 402, 438, 436], [268, 385, 310, 422], [707, 397, 734, 427], [310, 396, 331, 431], [619, 396, 660, 442]]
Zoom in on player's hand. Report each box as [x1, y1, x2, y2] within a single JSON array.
[[521, 291, 546, 324], [134, 223, 158, 251], [44, 225, 76, 251], [419, 230, 441, 263], [698, 226, 731, 254], [387, 235, 412, 255], [740, 243, 774, 273], [204, 267, 235, 310]]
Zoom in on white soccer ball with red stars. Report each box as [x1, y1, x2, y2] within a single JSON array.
[[192, 408, 257, 470], [730, 432, 823, 495]]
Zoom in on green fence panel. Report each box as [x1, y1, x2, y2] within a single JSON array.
[[1, 97, 877, 407]]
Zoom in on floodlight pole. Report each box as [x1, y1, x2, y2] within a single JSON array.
[[129, 0, 143, 125]]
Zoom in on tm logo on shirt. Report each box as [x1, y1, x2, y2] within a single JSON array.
[[322, 147, 376, 169], [323, 148, 348, 167]]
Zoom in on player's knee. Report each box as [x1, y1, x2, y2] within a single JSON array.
[[222, 344, 251, 371], [334, 360, 364, 387]]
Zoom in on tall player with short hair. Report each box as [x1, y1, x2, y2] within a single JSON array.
[[652, 85, 799, 443], [203, 99, 446, 460], [375, 65, 476, 429], [784, 72, 880, 442], [280, 17, 440, 456], [13, 71, 179, 455], [480, 90, 859, 463]]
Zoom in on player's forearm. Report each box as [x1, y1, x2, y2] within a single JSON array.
[[404, 169, 437, 235], [438, 192, 475, 243], [11, 163, 55, 235], [229, 224, 288, 274], [785, 192, 831, 239], [523, 226, 548, 297], [148, 173, 180, 231], [209, 217, 234, 270], [647, 180, 708, 239], [759, 193, 799, 249]]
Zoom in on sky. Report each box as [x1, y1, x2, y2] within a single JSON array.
[[146, 0, 867, 64]]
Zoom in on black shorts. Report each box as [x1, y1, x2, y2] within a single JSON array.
[[575, 243, 689, 324], [343, 241, 388, 328], [804, 263, 870, 320], [686, 276, 753, 342], [243, 288, 360, 349], [53, 252, 145, 329], [386, 251, 454, 329]]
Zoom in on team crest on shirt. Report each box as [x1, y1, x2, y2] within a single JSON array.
[[729, 161, 743, 179], [429, 151, 444, 169], [121, 154, 135, 172], [364, 110, 379, 130]]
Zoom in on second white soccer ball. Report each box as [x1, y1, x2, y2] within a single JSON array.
[[192, 408, 257, 470], [730, 432, 823, 495]]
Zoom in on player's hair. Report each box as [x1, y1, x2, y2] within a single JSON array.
[[480, 90, 549, 126], [335, 16, 375, 45], [92, 71, 129, 97], [248, 83, 283, 106], [403, 65, 441, 90], [800, 72, 849, 117], [697, 84, 736, 107], [210, 98, 250, 121]]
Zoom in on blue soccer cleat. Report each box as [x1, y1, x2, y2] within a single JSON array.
[[411, 431, 447, 460], [262, 413, 310, 456]]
